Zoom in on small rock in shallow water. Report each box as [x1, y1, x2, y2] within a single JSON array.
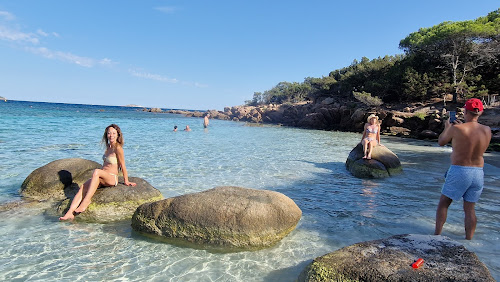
[[345, 143, 402, 178]]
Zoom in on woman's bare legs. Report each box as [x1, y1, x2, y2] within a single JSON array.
[[59, 179, 90, 220], [362, 139, 368, 159], [74, 169, 115, 214], [366, 140, 376, 159], [59, 169, 115, 220]]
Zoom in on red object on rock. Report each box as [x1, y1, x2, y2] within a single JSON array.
[[412, 258, 424, 269]]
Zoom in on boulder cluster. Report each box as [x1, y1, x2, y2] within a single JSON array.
[[10, 153, 496, 279], [17, 159, 302, 248], [20, 158, 163, 223], [147, 101, 499, 147], [150, 103, 451, 139]]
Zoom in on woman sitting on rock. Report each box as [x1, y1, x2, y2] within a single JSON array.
[[59, 124, 136, 220], [361, 114, 381, 160]]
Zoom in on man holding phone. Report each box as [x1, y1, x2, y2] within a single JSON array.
[[435, 98, 491, 240], [449, 111, 456, 123]]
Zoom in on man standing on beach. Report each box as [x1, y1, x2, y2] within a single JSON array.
[[434, 98, 491, 240]]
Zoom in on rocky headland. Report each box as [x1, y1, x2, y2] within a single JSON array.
[[144, 98, 500, 151]]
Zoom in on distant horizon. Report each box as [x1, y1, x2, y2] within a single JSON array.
[[1, 1, 499, 110], [1, 98, 210, 112]]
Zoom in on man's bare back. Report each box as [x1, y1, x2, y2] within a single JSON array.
[[446, 122, 491, 167]]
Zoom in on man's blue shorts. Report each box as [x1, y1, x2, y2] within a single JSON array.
[[441, 165, 484, 202]]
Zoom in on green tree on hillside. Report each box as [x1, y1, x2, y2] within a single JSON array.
[[246, 92, 265, 106], [249, 81, 313, 105], [402, 67, 430, 100], [303, 76, 337, 101], [247, 9, 500, 107], [400, 9, 500, 102], [353, 91, 383, 107]]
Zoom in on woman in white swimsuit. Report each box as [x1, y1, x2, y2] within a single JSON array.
[[59, 124, 136, 220], [361, 114, 381, 160]]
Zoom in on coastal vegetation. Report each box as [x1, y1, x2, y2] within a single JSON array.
[[353, 91, 383, 107], [246, 9, 500, 107], [157, 9, 499, 150]]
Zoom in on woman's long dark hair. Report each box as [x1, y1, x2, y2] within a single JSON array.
[[101, 124, 124, 148]]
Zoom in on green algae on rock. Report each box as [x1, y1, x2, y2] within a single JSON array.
[[56, 177, 163, 223], [345, 143, 403, 178], [298, 234, 495, 282], [131, 186, 302, 249]]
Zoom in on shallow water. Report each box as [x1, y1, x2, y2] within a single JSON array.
[[1, 101, 499, 281]]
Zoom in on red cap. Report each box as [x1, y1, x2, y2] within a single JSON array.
[[464, 98, 484, 112]]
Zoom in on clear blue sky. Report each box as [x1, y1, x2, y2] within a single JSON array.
[[0, 1, 498, 110]]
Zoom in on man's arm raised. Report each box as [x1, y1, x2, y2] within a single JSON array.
[[438, 119, 456, 146]]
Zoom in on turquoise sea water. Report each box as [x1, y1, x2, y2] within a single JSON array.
[[1, 100, 499, 281]]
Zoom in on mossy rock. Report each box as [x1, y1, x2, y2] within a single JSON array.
[[345, 143, 402, 178], [131, 186, 302, 249], [56, 177, 163, 223], [20, 158, 101, 201], [298, 234, 494, 281]]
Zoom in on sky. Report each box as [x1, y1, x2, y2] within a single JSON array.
[[0, 1, 499, 110]]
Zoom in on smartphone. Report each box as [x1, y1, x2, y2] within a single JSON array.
[[449, 111, 456, 123]]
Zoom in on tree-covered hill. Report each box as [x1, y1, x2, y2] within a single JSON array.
[[246, 9, 500, 107]]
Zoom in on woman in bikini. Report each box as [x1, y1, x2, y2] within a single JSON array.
[[59, 124, 136, 221], [361, 114, 381, 160]]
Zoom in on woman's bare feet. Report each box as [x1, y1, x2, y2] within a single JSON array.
[[59, 210, 83, 221], [74, 207, 86, 214], [59, 213, 75, 221]]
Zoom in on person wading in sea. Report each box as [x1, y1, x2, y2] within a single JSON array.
[[203, 114, 210, 128], [434, 98, 491, 240]]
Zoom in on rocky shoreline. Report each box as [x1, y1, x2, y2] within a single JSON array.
[[144, 100, 500, 151]]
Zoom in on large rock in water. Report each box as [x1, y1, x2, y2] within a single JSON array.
[[131, 186, 302, 248], [298, 234, 494, 282], [56, 177, 163, 223], [20, 158, 102, 201], [345, 143, 402, 178]]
